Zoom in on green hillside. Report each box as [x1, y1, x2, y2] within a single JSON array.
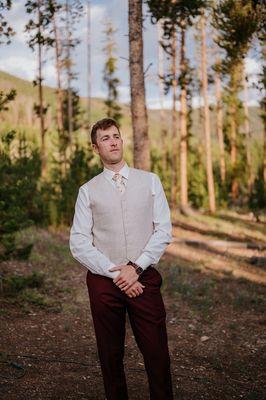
[[0, 70, 264, 150]]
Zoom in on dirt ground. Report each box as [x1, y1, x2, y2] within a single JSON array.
[[0, 211, 265, 400]]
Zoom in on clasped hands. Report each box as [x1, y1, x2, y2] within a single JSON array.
[[109, 264, 145, 298]]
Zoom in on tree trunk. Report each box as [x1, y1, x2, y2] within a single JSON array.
[[242, 70, 253, 192], [200, 11, 216, 213], [170, 27, 178, 209], [53, 12, 64, 135], [38, 1, 46, 178], [157, 20, 168, 178], [214, 61, 226, 183], [230, 67, 239, 201], [87, 0, 92, 131], [263, 98, 266, 186], [179, 20, 188, 211], [128, 0, 150, 170], [66, 0, 73, 150]]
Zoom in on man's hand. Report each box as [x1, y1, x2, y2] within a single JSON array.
[[124, 281, 145, 298], [109, 264, 139, 291]]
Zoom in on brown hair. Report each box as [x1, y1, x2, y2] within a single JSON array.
[[90, 118, 120, 145]]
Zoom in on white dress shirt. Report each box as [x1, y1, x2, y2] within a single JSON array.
[[69, 162, 172, 279]]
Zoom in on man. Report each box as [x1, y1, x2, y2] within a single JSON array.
[[69, 118, 173, 400]]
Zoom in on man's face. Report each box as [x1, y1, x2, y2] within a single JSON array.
[[92, 125, 123, 164]]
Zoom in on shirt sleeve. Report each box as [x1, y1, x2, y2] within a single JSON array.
[[69, 185, 120, 279], [135, 173, 173, 270]]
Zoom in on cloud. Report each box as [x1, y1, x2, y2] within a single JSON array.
[[0, 56, 36, 81]]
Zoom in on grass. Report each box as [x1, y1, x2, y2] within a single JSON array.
[[160, 257, 265, 322]]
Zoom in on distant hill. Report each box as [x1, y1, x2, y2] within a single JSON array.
[[0, 70, 264, 150]]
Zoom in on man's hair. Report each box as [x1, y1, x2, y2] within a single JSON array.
[[90, 118, 120, 146]]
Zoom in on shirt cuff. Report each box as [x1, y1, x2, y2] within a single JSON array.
[[135, 254, 154, 270]]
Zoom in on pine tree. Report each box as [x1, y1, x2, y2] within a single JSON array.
[[213, 0, 263, 202], [147, 0, 207, 212], [102, 20, 122, 125], [25, 0, 56, 178], [200, 9, 216, 213], [61, 0, 84, 149]]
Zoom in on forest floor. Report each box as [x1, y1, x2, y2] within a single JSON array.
[[0, 210, 265, 400]]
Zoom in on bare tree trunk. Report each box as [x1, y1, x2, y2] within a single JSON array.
[[179, 20, 188, 211], [38, 1, 46, 178], [263, 94, 266, 186], [170, 27, 178, 209], [128, 0, 150, 170], [230, 67, 239, 201], [66, 0, 73, 150], [157, 20, 168, 177], [200, 11, 216, 213], [53, 8, 67, 173], [87, 0, 92, 131], [242, 70, 253, 192], [214, 61, 226, 183], [53, 12, 64, 135]]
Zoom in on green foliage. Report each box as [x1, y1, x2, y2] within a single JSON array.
[[213, 0, 264, 73], [0, 0, 15, 45], [2, 270, 49, 309], [151, 146, 172, 202], [248, 164, 265, 212], [147, 0, 208, 30], [51, 143, 101, 225], [25, 0, 56, 50], [4, 271, 45, 293], [0, 133, 45, 260], [62, 88, 83, 134], [188, 145, 209, 209], [0, 89, 16, 111]]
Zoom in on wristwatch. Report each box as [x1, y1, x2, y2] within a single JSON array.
[[127, 261, 144, 275]]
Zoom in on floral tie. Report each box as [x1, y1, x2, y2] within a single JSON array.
[[112, 173, 126, 194]]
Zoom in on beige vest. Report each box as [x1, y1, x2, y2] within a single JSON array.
[[87, 167, 154, 265]]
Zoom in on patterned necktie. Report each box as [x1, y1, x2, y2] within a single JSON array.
[[112, 173, 126, 194]]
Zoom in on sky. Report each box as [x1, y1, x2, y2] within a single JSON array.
[[0, 0, 263, 109]]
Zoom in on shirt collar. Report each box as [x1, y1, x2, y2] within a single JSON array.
[[103, 161, 129, 182]]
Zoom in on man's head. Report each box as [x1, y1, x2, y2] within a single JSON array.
[[90, 118, 124, 165]]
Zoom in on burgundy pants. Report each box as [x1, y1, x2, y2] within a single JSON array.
[[86, 266, 173, 400]]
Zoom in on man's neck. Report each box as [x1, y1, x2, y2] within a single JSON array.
[[103, 159, 126, 173]]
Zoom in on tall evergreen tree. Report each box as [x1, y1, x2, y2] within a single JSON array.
[[147, 0, 207, 212], [200, 9, 216, 213], [213, 0, 263, 202], [102, 20, 122, 125], [62, 0, 83, 149], [25, 0, 56, 178]]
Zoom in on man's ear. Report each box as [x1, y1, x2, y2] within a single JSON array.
[[92, 143, 99, 155]]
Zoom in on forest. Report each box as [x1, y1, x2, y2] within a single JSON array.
[[0, 1, 266, 399]]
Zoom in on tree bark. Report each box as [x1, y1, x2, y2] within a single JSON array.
[[242, 70, 253, 192], [53, 12, 64, 136], [128, 0, 150, 170], [157, 20, 168, 177], [214, 61, 226, 183], [66, 0, 73, 150], [200, 11, 216, 213], [179, 20, 188, 211], [38, 0, 46, 178], [170, 27, 178, 208], [87, 0, 92, 130]]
